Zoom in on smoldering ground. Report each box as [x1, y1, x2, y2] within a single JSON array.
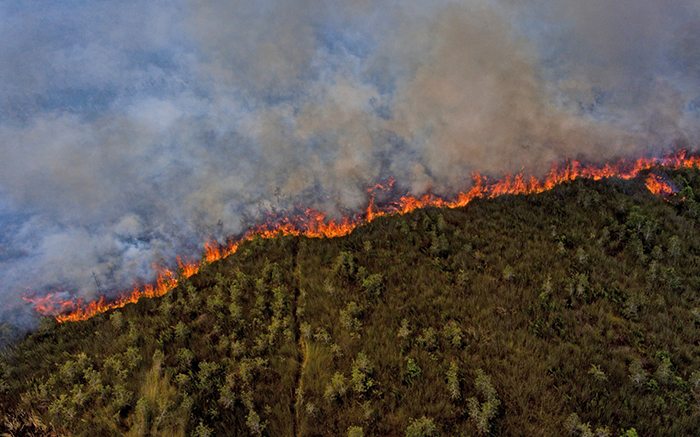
[[0, 0, 699, 329]]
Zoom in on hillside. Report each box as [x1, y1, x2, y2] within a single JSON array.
[[2, 168, 700, 437]]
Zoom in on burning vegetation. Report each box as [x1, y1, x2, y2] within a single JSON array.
[[4, 162, 700, 436], [24, 150, 698, 323]]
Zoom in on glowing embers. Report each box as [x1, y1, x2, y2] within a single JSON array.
[[25, 150, 700, 323]]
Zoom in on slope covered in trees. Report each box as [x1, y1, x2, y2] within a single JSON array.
[[3, 168, 700, 436]]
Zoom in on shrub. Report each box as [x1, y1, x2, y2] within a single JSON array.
[[59, 360, 79, 382], [467, 369, 500, 435], [340, 302, 364, 333], [668, 235, 681, 259], [152, 350, 165, 372], [103, 356, 127, 382], [348, 426, 365, 437], [176, 348, 195, 369], [446, 361, 460, 401], [417, 327, 439, 351], [305, 402, 318, 417], [442, 321, 463, 348], [351, 353, 375, 396], [330, 343, 344, 357], [84, 367, 102, 393], [132, 396, 154, 436], [431, 234, 449, 257], [272, 287, 289, 317], [229, 301, 244, 321], [194, 421, 214, 437], [176, 373, 191, 390], [108, 384, 132, 415], [124, 347, 141, 371], [314, 327, 331, 343], [689, 370, 700, 391], [398, 318, 411, 340], [110, 311, 124, 330], [502, 265, 514, 281], [565, 413, 611, 437], [218, 383, 236, 409], [588, 364, 607, 382], [262, 262, 283, 285], [405, 416, 438, 437], [323, 277, 335, 294], [576, 247, 588, 264], [628, 359, 647, 388], [654, 353, 674, 385], [325, 372, 348, 403], [246, 409, 265, 436], [334, 251, 357, 281], [403, 357, 422, 384], [295, 323, 310, 342], [48, 394, 76, 428], [362, 273, 385, 298], [173, 321, 190, 342], [198, 361, 220, 392], [210, 303, 227, 326]]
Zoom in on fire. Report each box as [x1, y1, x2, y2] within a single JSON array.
[[645, 173, 675, 197], [24, 150, 699, 323]]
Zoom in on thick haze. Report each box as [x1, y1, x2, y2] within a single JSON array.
[[1, 0, 699, 327]]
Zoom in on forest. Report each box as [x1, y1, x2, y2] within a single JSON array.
[[2, 166, 700, 436]]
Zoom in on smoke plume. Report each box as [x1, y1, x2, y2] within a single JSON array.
[[1, 0, 699, 328]]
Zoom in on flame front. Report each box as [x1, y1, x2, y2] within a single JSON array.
[[24, 150, 700, 323]]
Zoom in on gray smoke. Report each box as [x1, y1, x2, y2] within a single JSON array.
[[0, 0, 698, 328]]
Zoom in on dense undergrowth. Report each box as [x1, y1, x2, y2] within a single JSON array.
[[2, 167, 700, 436]]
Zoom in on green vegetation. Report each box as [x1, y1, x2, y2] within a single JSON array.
[[3, 168, 700, 436]]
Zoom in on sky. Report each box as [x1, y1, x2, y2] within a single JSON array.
[[1, 0, 699, 328]]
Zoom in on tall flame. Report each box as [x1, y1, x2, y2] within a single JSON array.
[[24, 150, 698, 323]]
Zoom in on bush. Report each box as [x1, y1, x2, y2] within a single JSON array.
[[173, 321, 190, 342], [403, 357, 422, 384], [588, 364, 607, 383], [442, 321, 463, 348], [194, 421, 214, 437], [446, 361, 460, 401], [398, 318, 411, 340], [362, 274, 385, 298], [351, 353, 375, 396], [246, 409, 265, 436], [628, 359, 647, 388], [325, 372, 348, 403], [654, 353, 674, 385], [417, 327, 438, 351], [565, 413, 612, 437], [406, 416, 438, 437], [340, 302, 364, 333], [348, 425, 365, 437], [334, 252, 357, 281], [467, 369, 500, 435]]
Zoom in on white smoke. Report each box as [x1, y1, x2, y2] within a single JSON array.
[[0, 0, 698, 328]]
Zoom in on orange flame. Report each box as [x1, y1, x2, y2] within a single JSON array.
[[24, 150, 699, 323], [645, 173, 675, 197]]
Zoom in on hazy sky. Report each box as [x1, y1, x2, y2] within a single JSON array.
[[1, 0, 699, 327]]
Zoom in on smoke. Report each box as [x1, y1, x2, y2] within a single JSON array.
[[0, 0, 698, 328]]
